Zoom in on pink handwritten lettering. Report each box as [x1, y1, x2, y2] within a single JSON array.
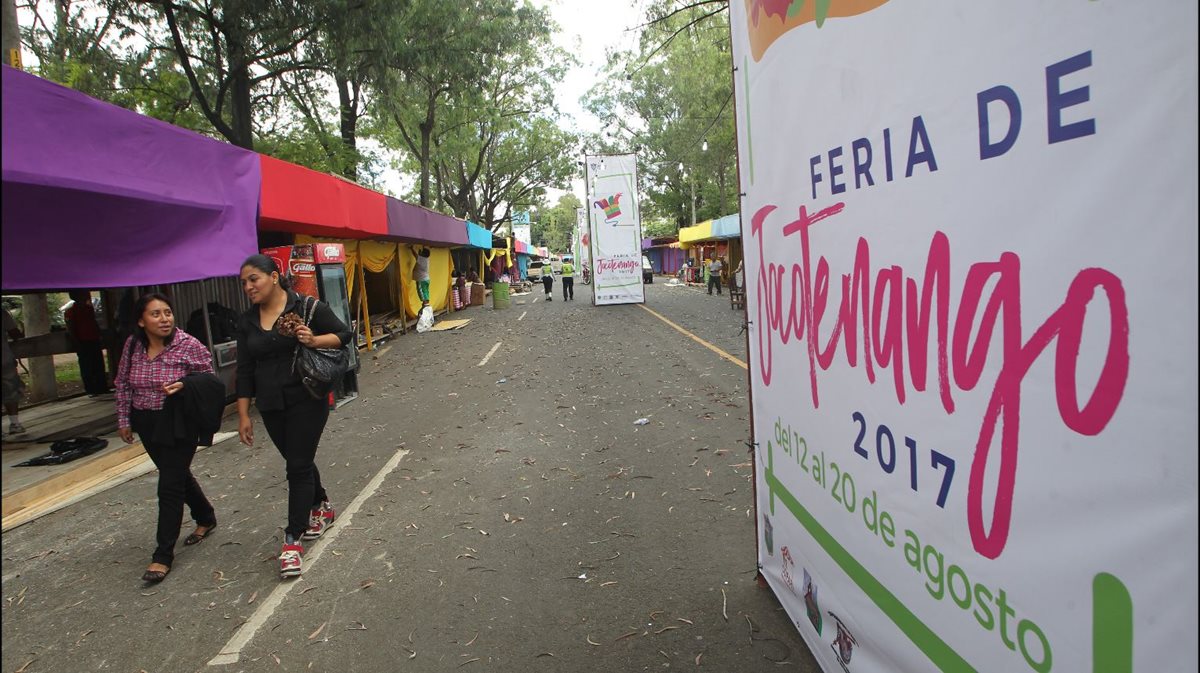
[[751, 202, 1129, 559]]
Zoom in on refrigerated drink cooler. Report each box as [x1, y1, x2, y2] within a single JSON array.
[[261, 243, 359, 408]]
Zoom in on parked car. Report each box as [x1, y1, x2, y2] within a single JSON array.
[[527, 260, 546, 280], [642, 256, 654, 283]]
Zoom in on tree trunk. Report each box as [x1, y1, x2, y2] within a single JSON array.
[[224, 15, 255, 150], [418, 86, 436, 207], [336, 74, 358, 180], [21, 295, 58, 402]]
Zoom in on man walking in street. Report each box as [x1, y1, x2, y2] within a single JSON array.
[[561, 258, 575, 301], [707, 255, 724, 295]]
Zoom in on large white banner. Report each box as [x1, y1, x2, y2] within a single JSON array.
[[585, 153, 645, 305], [733, 3, 1198, 673]]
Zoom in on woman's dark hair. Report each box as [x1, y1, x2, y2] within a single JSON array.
[[241, 254, 291, 290], [419, 248, 431, 258], [132, 292, 177, 349]]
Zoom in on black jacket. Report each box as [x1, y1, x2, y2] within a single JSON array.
[[235, 291, 353, 412], [154, 372, 226, 447]]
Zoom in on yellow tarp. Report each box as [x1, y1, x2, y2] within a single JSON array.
[[359, 239, 398, 273], [678, 220, 714, 247], [399, 246, 452, 318]]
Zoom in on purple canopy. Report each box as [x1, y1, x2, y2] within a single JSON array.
[[1, 66, 261, 291], [385, 197, 469, 247]]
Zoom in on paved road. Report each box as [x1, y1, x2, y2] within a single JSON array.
[[1, 279, 818, 673]]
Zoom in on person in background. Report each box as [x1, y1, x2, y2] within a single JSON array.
[[541, 261, 554, 300], [412, 246, 432, 307], [65, 290, 109, 395], [236, 254, 354, 578], [2, 306, 26, 435], [114, 293, 218, 583], [465, 267, 480, 284], [707, 255, 724, 296], [561, 257, 575, 301]]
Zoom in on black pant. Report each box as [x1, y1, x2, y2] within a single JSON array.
[[77, 341, 108, 394], [708, 276, 722, 295], [130, 408, 216, 566], [542, 276, 554, 296], [260, 395, 330, 539], [562, 277, 574, 300]]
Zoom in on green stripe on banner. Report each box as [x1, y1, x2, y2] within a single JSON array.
[[743, 54, 754, 185], [765, 465, 975, 672], [1093, 573, 1132, 673]]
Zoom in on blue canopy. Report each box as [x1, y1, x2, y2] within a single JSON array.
[[465, 221, 493, 249], [711, 214, 742, 239]]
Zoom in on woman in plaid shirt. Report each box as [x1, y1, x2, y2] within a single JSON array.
[[115, 293, 218, 583]]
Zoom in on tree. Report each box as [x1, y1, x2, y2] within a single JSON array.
[[118, 0, 336, 150], [532, 193, 581, 252], [584, 0, 736, 230], [375, 0, 526, 207]]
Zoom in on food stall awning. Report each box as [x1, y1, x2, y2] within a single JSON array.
[[513, 239, 529, 254], [385, 197, 469, 247], [1, 66, 261, 290], [678, 214, 741, 248], [465, 221, 493, 249], [258, 155, 387, 240], [678, 220, 714, 245], [711, 213, 741, 238]]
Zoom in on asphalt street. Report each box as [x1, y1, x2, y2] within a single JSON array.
[[1, 276, 819, 673]]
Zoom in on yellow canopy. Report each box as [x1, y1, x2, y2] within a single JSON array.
[[678, 220, 714, 248]]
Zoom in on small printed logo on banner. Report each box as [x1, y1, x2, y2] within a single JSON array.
[[762, 514, 774, 555], [780, 545, 797, 595], [802, 568, 823, 635], [745, 0, 891, 62], [827, 611, 858, 671]]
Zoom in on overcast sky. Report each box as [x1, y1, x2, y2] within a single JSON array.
[[535, 0, 648, 205]]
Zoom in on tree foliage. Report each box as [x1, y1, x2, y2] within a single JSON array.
[[584, 0, 736, 232]]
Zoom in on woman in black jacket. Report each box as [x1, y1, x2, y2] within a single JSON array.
[[236, 255, 353, 578]]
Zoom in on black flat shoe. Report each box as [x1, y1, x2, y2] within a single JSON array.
[[142, 565, 171, 583], [184, 522, 217, 546]]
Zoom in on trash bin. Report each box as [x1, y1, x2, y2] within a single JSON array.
[[491, 281, 510, 309]]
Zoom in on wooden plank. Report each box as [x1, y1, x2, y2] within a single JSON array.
[[1, 451, 151, 532], [1, 441, 146, 519]]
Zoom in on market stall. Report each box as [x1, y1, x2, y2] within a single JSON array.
[[2, 65, 261, 291], [385, 197, 469, 320]]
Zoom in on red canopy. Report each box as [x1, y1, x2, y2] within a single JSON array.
[[258, 155, 387, 239]]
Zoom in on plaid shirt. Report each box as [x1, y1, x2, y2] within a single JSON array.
[[115, 331, 214, 428]]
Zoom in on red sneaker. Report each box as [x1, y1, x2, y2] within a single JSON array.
[[279, 542, 304, 578], [303, 502, 335, 540]]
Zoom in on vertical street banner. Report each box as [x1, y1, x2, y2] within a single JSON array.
[[585, 153, 645, 305], [575, 206, 588, 270], [731, 2, 1198, 673]]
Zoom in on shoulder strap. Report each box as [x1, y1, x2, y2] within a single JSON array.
[[302, 294, 317, 326]]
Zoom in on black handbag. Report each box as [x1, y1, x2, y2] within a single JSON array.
[[292, 295, 349, 399]]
